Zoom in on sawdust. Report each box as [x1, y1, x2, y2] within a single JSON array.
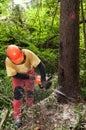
[[20, 93, 86, 130]]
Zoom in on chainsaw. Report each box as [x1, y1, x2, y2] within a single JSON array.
[[34, 75, 71, 100]]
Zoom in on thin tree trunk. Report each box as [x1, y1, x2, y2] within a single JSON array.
[[80, 0, 86, 49]]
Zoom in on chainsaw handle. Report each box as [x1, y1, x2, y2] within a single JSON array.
[[34, 75, 52, 90], [34, 75, 52, 85], [34, 75, 42, 85]]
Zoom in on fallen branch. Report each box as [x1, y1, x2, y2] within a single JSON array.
[[0, 109, 8, 130]]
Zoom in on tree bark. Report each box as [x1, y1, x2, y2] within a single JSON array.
[[58, 0, 80, 98]]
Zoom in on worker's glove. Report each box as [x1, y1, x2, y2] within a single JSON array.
[[34, 75, 52, 89], [42, 80, 52, 89], [29, 75, 35, 80]]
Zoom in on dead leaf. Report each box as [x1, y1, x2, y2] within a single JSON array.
[[84, 124, 86, 128], [34, 126, 41, 130], [54, 123, 58, 128], [36, 120, 40, 124]]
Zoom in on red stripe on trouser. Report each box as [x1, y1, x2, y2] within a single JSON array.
[[12, 69, 35, 118], [13, 99, 23, 117]]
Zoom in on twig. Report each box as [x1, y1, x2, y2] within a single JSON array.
[[0, 109, 8, 130]]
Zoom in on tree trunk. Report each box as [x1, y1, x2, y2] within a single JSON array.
[[58, 0, 80, 99]]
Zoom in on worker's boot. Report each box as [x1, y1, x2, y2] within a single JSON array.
[[14, 117, 22, 128]]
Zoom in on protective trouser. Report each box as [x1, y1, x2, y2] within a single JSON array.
[[12, 69, 34, 118]]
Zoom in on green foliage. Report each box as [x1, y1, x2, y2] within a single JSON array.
[[26, 44, 58, 74], [80, 52, 86, 99], [40, 49, 58, 74], [0, 0, 60, 73], [80, 25, 86, 98], [34, 87, 52, 103], [0, 70, 13, 109], [80, 48, 86, 70], [0, 0, 10, 16], [0, 45, 7, 69], [80, 71, 86, 99], [79, 0, 86, 98]]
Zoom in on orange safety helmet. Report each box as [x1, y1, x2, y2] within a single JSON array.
[[6, 45, 24, 64]]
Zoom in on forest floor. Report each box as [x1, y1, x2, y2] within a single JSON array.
[[17, 92, 86, 130], [1, 89, 86, 130]]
